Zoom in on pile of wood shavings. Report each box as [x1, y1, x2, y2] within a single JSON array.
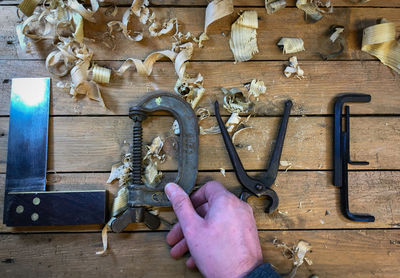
[[273, 239, 313, 278]]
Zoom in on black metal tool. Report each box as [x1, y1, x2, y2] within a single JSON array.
[[3, 78, 106, 226], [111, 92, 199, 232], [333, 93, 375, 222], [214, 100, 292, 213]]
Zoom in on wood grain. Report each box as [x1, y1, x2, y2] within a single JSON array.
[[2, 0, 400, 6], [0, 60, 399, 116], [1, 7, 399, 61], [0, 116, 398, 172], [1, 230, 399, 277], [0, 171, 399, 232]]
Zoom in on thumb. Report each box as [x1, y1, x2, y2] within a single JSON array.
[[165, 183, 201, 229]]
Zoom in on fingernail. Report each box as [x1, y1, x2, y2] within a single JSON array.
[[164, 183, 176, 200]]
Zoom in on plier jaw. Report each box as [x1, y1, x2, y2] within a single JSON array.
[[215, 100, 292, 214]]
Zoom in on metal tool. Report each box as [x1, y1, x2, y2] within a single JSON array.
[[333, 93, 375, 222], [214, 100, 292, 213], [3, 78, 106, 226], [111, 92, 199, 232]]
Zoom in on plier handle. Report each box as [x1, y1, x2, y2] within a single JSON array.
[[214, 100, 292, 213]]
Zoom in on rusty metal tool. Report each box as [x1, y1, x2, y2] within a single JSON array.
[[214, 100, 292, 213], [333, 93, 375, 222], [3, 78, 106, 226], [111, 92, 199, 232]]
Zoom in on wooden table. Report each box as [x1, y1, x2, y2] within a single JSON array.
[[1, 0, 400, 277]]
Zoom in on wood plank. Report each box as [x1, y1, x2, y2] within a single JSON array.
[[0, 171, 399, 232], [2, 0, 400, 8], [0, 116, 398, 172], [1, 60, 399, 116], [0, 230, 399, 277], [1, 7, 399, 61]]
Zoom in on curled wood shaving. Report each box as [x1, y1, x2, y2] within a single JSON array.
[[361, 19, 400, 74], [320, 25, 345, 60], [222, 87, 253, 114], [144, 136, 165, 162], [246, 79, 266, 101], [199, 0, 234, 47], [197, 107, 211, 121], [284, 56, 304, 79], [265, 0, 287, 14], [149, 18, 178, 37], [115, 50, 177, 76], [273, 239, 312, 278], [174, 73, 205, 109], [232, 125, 253, 145], [108, 0, 176, 42], [197, 107, 219, 135], [91, 65, 111, 84], [277, 38, 305, 54], [229, 11, 259, 63], [225, 112, 241, 133], [330, 26, 344, 43], [67, 0, 99, 23], [18, 0, 41, 17], [18, 1, 110, 107], [143, 136, 165, 187], [107, 0, 153, 41], [296, 0, 332, 23], [107, 153, 132, 186], [70, 60, 106, 107], [200, 125, 221, 135]]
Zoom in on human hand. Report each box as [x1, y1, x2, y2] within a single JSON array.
[[165, 181, 263, 278]]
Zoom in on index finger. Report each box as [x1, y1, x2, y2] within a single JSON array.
[[190, 181, 229, 208]]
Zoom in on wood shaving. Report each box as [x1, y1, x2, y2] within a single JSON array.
[[277, 38, 305, 54], [199, 125, 221, 135], [149, 18, 178, 37], [17, 1, 109, 107], [222, 87, 253, 114], [296, 0, 332, 23], [144, 136, 165, 162], [246, 79, 266, 100], [320, 25, 345, 60], [68, 0, 99, 23], [107, 0, 151, 41], [91, 65, 111, 84], [330, 26, 344, 43], [197, 107, 211, 121], [18, 0, 41, 17], [362, 19, 400, 74], [229, 11, 259, 63], [265, 0, 287, 14], [172, 120, 180, 135], [174, 73, 205, 109], [284, 56, 304, 79], [225, 112, 241, 133], [115, 50, 177, 76], [273, 239, 312, 278], [232, 125, 253, 145], [143, 136, 165, 187], [199, 0, 234, 47]]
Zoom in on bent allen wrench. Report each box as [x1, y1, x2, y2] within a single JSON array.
[[214, 100, 292, 213], [111, 92, 199, 232], [333, 93, 375, 222]]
